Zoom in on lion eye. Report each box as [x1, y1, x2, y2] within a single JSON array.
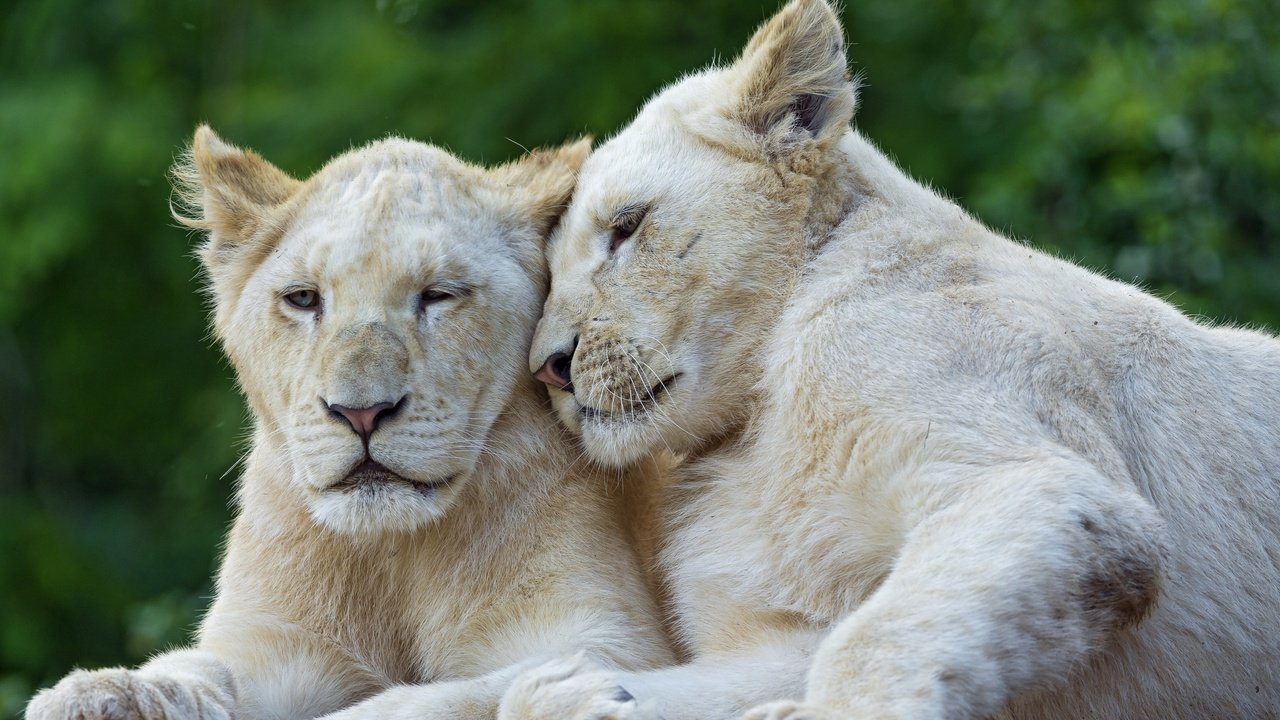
[[418, 287, 458, 311], [608, 205, 648, 253], [284, 289, 321, 311]]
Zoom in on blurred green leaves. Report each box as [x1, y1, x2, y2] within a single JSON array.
[[925, 0, 1280, 323], [0, 0, 1277, 717]]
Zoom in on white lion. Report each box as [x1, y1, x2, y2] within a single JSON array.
[[512, 0, 1280, 718], [25, 127, 673, 720]]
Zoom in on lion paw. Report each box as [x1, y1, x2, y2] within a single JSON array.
[[743, 700, 837, 720], [499, 653, 642, 720], [25, 667, 231, 720]]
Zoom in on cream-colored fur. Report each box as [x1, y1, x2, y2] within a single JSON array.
[[512, 1, 1280, 718], [26, 128, 674, 720]]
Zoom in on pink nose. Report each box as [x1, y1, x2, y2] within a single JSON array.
[[534, 351, 573, 391], [327, 399, 402, 442]]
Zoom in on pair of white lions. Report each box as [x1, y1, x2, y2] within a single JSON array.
[[29, 0, 1280, 718]]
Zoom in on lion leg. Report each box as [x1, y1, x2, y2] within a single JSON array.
[[325, 630, 663, 720], [500, 634, 820, 720], [25, 649, 236, 720], [318, 663, 532, 720], [27, 615, 369, 720], [750, 454, 1166, 720]]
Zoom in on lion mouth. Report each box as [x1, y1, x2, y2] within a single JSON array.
[[330, 459, 454, 496], [579, 373, 681, 421]]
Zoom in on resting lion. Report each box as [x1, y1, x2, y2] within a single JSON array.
[[26, 127, 673, 720], [510, 0, 1280, 718]]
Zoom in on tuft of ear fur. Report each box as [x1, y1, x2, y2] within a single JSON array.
[[171, 125, 301, 271], [729, 0, 856, 147], [493, 137, 592, 238]]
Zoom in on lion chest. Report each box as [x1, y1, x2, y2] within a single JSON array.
[[668, 436, 906, 641]]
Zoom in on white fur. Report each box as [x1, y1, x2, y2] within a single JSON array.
[[515, 1, 1280, 718], [27, 130, 674, 720]]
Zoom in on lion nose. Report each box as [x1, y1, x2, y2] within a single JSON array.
[[327, 397, 404, 443], [534, 341, 576, 392]]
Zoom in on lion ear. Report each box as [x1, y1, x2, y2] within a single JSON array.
[[492, 137, 592, 238], [726, 0, 856, 147], [172, 125, 301, 273]]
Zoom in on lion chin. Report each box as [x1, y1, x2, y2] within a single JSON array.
[[329, 459, 454, 498], [309, 475, 453, 536], [309, 459, 460, 535]]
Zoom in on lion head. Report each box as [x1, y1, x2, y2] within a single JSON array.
[[529, 0, 856, 466], [175, 127, 587, 534]]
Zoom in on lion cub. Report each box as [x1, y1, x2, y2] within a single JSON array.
[[26, 128, 672, 720], [510, 0, 1280, 718]]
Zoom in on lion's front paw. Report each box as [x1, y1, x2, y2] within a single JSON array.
[[743, 700, 838, 720], [499, 653, 642, 720], [25, 667, 231, 720]]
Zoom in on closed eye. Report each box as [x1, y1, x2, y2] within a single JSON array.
[[608, 204, 649, 253], [418, 284, 470, 312]]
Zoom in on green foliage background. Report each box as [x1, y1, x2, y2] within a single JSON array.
[[1, 0, 1276, 715]]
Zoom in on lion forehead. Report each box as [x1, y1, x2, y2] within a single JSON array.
[[280, 169, 507, 286]]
